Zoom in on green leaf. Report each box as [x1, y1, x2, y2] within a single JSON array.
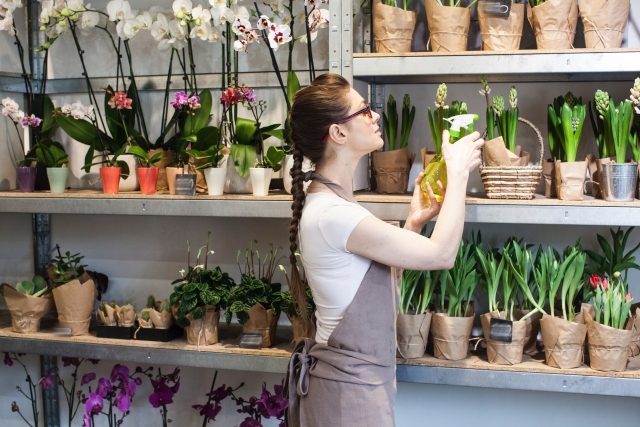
[[184, 90, 212, 136], [264, 145, 285, 172], [56, 116, 99, 146], [235, 117, 258, 145], [41, 95, 56, 134], [287, 70, 301, 107], [16, 280, 35, 295], [192, 126, 219, 151], [230, 144, 257, 177]]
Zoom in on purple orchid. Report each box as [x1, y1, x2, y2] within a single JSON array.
[[84, 392, 103, 415], [239, 417, 262, 427], [96, 378, 111, 398], [256, 383, 287, 419], [171, 91, 189, 109], [114, 392, 131, 412], [81, 372, 96, 386], [192, 401, 223, 420], [39, 372, 56, 390], [110, 364, 129, 383], [61, 357, 81, 367]]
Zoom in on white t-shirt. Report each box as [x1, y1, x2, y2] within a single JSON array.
[[299, 192, 373, 344]]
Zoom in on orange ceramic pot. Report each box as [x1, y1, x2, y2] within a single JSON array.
[[100, 166, 121, 194], [137, 167, 159, 195]]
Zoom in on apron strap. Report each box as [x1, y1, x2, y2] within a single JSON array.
[[285, 338, 315, 427], [311, 173, 356, 203]]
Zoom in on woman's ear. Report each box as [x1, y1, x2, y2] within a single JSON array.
[[327, 124, 347, 146]]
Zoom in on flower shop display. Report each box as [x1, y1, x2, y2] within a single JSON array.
[[586, 274, 634, 372], [170, 235, 235, 346], [372, 0, 416, 53], [1, 275, 52, 333], [479, 80, 543, 199], [226, 242, 284, 348], [520, 245, 588, 368], [372, 94, 415, 194], [547, 92, 588, 201], [397, 269, 437, 359], [422, 84, 472, 203], [48, 246, 98, 336], [590, 88, 637, 201], [431, 240, 478, 361], [578, 0, 630, 49], [477, 0, 525, 51], [425, 0, 474, 53], [527, 0, 578, 50]]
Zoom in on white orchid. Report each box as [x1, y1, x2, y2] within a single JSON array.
[[190, 21, 212, 41], [210, 5, 234, 26], [231, 17, 251, 36], [172, 0, 192, 19], [233, 38, 248, 53], [61, 101, 94, 120], [150, 13, 170, 41], [191, 4, 211, 26], [301, 6, 329, 43], [0, 11, 14, 34], [1, 0, 22, 13], [267, 23, 291, 50], [257, 15, 270, 30], [106, 0, 134, 22], [80, 4, 99, 29], [1, 97, 20, 118]]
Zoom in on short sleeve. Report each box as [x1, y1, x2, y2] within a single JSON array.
[[317, 203, 372, 252]]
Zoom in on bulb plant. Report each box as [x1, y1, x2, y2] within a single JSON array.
[[590, 274, 634, 330], [381, 0, 410, 9], [383, 94, 416, 151], [436, 0, 478, 7], [590, 89, 634, 164], [492, 86, 519, 153], [399, 269, 438, 315], [438, 240, 478, 317], [428, 83, 468, 155], [547, 92, 586, 162]]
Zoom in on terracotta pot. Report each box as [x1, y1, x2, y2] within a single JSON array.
[[100, 166, 122, 194], [165, 166, 181, 195], [137, 167, 159, 195]]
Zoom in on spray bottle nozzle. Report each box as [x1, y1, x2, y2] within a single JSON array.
[[444, 114, 479, 140]]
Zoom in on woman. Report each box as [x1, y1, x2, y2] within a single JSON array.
[[286, 73, 483, 426]]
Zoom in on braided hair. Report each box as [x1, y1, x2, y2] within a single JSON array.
[[288, 73, 351, 320]]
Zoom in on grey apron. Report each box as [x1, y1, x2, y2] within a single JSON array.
[[286, 174, 397, 427]]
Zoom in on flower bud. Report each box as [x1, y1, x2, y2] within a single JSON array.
[[613, 271, 621, 279], [60, 8, 74, 17], [175, 11, 185, 20]]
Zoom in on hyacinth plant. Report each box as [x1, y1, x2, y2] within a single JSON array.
[[192, 370, 242, 426], [628, 78, 640, 163], [231, 381, 288, 427], [399, 269, 438, 315], [438, 240, 478, 318], [436, 0, 478, 7], [428, 83, 468, 155], [492, 86, 519, 153], [590, 89, 634, 164], [585, 227, 640, 283], [81, 363, 143, 427], [590, 273, 634, 329], [3, 352, 57, 427], [547, 92, 586, 162], [383, 94, 416, 151]]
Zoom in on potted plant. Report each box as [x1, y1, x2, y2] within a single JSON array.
[[48, 245, 97, 336], [425, 0, 474, 53], [187, 123, 230, 197], [477, 0, 525, 51], [127, 146, 163, 195], [520, 245, 587, 368], [578, 0, 629, 49], [226, 242, 283, 348], [528, 0, 578, 49], [372, 94, 415, 194], [169, 235, 236, 346], [431, 240, 478, 361], [587, 274, 633, 372], [140, 295, 174, 330], [548, 92, 587, 201], [397, 269, 437, 359], [35, 140, 69, 194], [273, 285, 315, 344], [372, 0, 416, 53], [590, 88, 637, 201], [2, 275, 53, 333]]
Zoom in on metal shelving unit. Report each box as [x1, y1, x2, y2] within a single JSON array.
[[1, 192, 640, 225]]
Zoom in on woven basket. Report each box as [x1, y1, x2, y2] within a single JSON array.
[[479, 117, 544, 200]]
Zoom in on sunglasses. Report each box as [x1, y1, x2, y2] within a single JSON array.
[[334, 104, 373, 124]]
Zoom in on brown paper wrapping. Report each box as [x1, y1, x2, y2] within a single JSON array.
[[594, 157, 615, 199], [478, 3, 524, 51], [97, 304, 117, 326], [528, 0, 578, 49], [371, 147, 414, 194], [578, 0, 629, 49], [51, 277, 97, 336], [185, 306, 219, 345], [628, 307, 640, 357], [484, 137, 530, 167], [425, 0, 470, 52], [480, 312, 527, 365], [138, 308, 154, 328], [554, 160, 587, 201], [243, 303, 279, 348], [540, 315, 587, 369], [397, 312, 432, 359], [431, 312, 474, 361], [150, 149, 176, 193], [516, 309, 542, 356], [587, 319, 632, 372], [287, 314, 316, 344], [149, 309, 173, 329], [115, 304, 136, 327], [542, 159, 556, 198], [373, 0, 416, 53], [2, 284, 53, 333]]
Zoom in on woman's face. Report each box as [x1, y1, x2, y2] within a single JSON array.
[[340, 88, 383, 154]]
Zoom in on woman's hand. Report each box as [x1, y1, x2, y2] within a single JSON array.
[[441, 130, 484, 178], [404, 172, 445, 233]]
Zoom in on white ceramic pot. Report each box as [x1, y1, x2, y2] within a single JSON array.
[[204, 165, 227, 196], [112, 154, 138, 192], [249, 167, 273, 196], [65, 139, 100, 189]]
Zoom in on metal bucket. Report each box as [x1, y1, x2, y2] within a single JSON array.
[[600, 162, 638, 202]]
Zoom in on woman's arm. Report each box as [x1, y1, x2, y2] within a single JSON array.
[[347, 131, 483, 270]]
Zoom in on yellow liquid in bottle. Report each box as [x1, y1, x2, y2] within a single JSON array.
[[420, 154, 447, 204]]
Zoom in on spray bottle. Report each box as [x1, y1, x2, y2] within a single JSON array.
[[420, 113, 479, 203]]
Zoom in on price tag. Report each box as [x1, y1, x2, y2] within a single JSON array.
[[489, 318, 513, 343], [479, 0, 511, 17], [239, 333, 263, 349]]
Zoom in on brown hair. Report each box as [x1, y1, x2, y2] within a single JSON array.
[[287, 73, 351, 320]]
